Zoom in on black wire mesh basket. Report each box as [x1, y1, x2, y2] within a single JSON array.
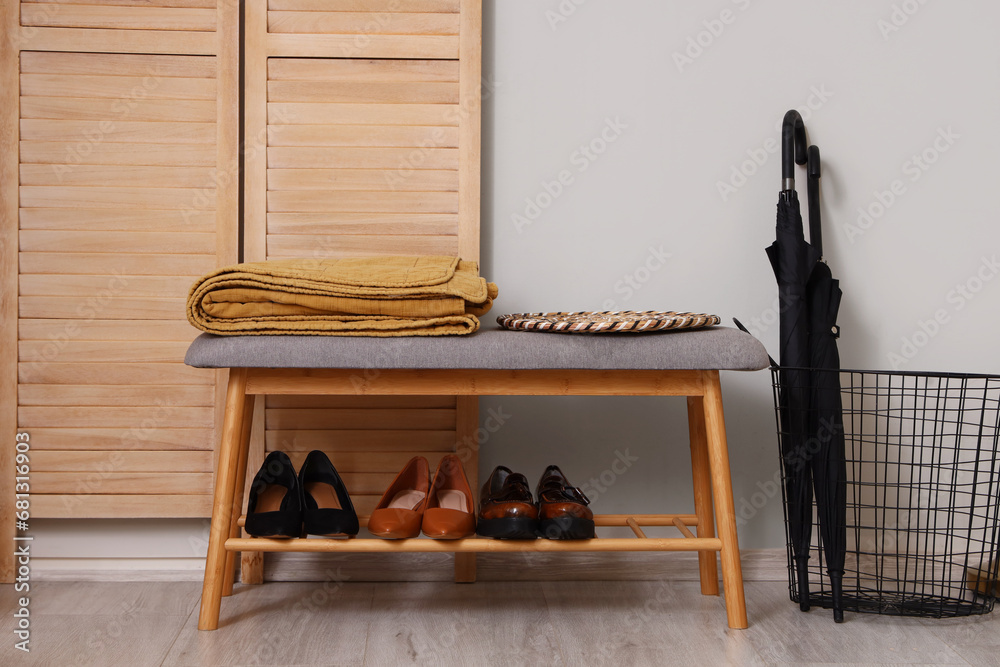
[[772, 368, 1000, 618]]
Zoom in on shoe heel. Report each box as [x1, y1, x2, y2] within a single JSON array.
[[477, 517, 538, 540]]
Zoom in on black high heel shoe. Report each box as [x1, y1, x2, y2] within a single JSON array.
[[245, 450, 303, 538], [299, 450, 359, 537]]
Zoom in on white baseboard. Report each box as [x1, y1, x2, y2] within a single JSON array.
[[34, 558, 207, 581], [32, 549, 789, 583]]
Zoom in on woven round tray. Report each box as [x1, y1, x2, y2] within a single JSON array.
[[496, 311, 721, 334]]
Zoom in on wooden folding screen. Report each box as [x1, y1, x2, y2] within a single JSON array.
[[0, 0, 480, 584], [240, 0, 482, 583], [0, 3, 239, 580]]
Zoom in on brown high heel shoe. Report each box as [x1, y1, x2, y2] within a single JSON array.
[[367, 456, 429, 539], [422, 454, 476, 540]]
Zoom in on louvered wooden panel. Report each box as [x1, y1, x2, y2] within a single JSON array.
[[31, 494, 212, 518], [265, 57, 461, 259], [268, 12, 459, 36], [238, 0, 481, 583], [19, 383, 212, 406], [21, 0, 217, 31], [32, 450, 214, 472], [12, 47, 236, 524], [269, 0, 461, 11], [24, 428, 214, 451], [2, 0, 238, 573], [19, 252, 218, 275], [265, 0, 461, 59]]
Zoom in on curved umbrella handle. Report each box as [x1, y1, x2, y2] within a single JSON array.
[[808, 144, 821, 180], [782, 110, 808, 191], [807, 144, 823, 257]]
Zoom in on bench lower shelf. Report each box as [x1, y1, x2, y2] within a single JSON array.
[[226, 513, 721, 554], [227, 536, 722, 553]]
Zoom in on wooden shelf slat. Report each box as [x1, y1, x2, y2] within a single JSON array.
[[626, 518, 647, 539], [596, 514, 698, 526], [673, 517, 697, 539], [226, 535, 723, 554], [237, 513, 701, 528]]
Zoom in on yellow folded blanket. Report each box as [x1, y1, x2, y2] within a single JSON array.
[[186, 256, 499, 336]]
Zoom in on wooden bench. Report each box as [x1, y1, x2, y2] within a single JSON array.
[[186, 327, 769, 630]]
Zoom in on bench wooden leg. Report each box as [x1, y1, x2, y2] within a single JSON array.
[[199, 368, 249, 631], [454, 553, 477, 583], [241, 402, 266, 585], [222, 393, 255, 597], [688, 395, 720, 596], [701, 371, 748, 629]]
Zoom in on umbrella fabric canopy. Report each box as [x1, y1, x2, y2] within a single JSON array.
[[804, 146, 847, 623], [767, 191, 819, 613]]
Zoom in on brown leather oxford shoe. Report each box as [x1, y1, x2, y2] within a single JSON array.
[[536, 465, 596, 540], [477, 465, 539, 539]]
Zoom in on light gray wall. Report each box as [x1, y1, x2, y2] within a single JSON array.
[[477, 0, 1000, 550], [33, 0, 1000, 565]]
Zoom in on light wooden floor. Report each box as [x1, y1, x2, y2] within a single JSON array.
[[2, 579, 999, 666]]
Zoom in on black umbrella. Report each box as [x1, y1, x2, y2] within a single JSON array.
[[766, 110, 848, 622], [766, 110, 818, 613], [804, 145, 848, 623]]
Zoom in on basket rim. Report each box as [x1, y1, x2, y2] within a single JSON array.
[[769, 365, 1000, 381]]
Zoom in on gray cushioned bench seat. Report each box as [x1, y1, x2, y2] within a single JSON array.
[[185, 326, 768, 371]]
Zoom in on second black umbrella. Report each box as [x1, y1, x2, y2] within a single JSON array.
[[804, 145, 848, 623]]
